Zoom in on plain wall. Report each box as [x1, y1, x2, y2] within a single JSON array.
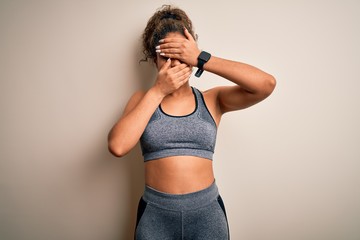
[[1, 0, 360, 239]]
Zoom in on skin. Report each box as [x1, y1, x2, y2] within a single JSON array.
[[108, 29, 276, 194]]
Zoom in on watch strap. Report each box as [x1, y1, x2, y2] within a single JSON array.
[[195, 68, 204, 77], [195, 51, 211, 78]]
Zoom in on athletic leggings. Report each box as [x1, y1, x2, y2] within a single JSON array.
[[134, 182, 229, 240]]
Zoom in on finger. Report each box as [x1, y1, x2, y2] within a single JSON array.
[[173, 65, 192, 78], [159, 38, 184, 44], [159, 49, 182, 57], [179, 68, 192, 79], [178, 70, 192, 85], [157, 42, 183, 50], [174, 69, 190, 85], [183, 27, 195, 42], [179, 75, 190, 86], [170, 63, 189, 72], [160, 57, 171, 70], [158, 47, 182, 54], [160, 53, 181, 60]]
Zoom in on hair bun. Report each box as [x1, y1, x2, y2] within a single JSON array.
[[160, 12, 181, 21]]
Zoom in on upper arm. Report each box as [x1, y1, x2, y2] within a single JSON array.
[[212, 85, 274, 114], [108, 90, 145, 143], [121, 90, 146, 117]]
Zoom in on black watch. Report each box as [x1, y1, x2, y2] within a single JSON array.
[[195, 51, 211, 78]]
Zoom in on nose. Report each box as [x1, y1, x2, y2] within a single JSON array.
[[171, 59, 181, 67]]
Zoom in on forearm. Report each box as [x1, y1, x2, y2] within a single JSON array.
[[204, 56, 275, 94], [108, 87, 164, 157]]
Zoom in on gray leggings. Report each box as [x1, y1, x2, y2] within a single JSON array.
[[135, 182, 229, 240]]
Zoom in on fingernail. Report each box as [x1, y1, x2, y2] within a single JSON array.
[[159, 39, 164, 43], [160, 53, 165, 56], [155, 45, 160, 49], [156, 49, 161, 53]]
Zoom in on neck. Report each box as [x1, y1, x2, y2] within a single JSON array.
[[168, 83, 192, 98]]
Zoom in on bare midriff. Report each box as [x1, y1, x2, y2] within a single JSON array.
[[145, 156, 215, 194]]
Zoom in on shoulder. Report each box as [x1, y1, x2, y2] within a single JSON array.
[[130, 90, 146, 102], [201, 86, 231, 105], [201, 86, 226, 98], [127, 90, 147, 107], [122, 90, 147, 116]]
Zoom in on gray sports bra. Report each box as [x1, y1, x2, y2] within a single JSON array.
[[140, 87, 217, 161]]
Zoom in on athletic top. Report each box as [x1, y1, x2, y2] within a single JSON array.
[[140, 87, 217, 161]]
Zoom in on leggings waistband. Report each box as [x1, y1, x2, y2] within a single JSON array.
[[142, 181, 219, 211]]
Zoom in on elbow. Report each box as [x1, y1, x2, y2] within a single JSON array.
[[108, 140, 128, 158], [262, 74, 276, 97]]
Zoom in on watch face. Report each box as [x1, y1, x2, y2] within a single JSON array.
[[197, 51, 211, 70], [199, 51, 211, 61]]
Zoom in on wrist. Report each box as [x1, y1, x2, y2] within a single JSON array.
[[149, 85, 166, 101], [195, 51, 211, 77], [191, 50, 201, 66]]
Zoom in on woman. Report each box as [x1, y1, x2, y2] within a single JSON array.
[[108, 5, 276, 240]]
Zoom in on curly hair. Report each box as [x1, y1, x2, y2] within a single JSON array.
[[141, 5, 197, 62]]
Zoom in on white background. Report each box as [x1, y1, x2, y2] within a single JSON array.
[[1, 0, 359, 239]]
